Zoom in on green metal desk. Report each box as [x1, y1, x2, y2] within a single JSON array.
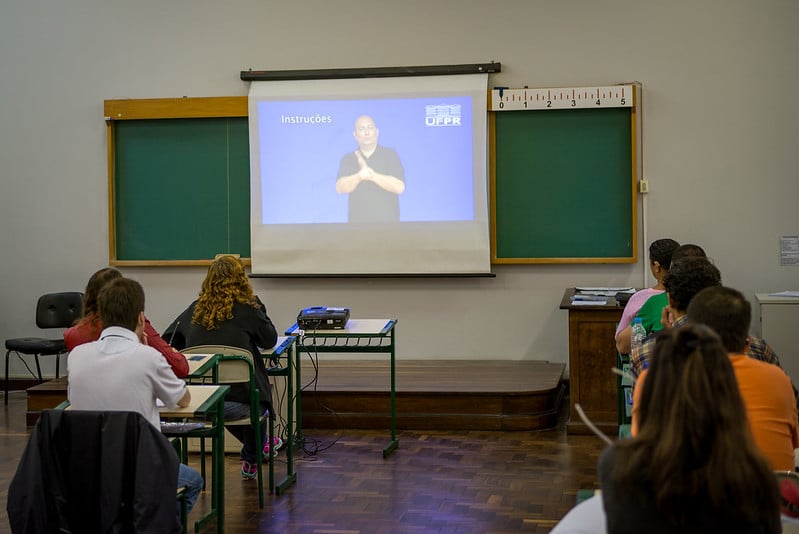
[[285, 319, 399, 458], [160, 384, 229, 534], [261, 336, 297, 494]]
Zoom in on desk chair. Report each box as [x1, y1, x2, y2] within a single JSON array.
[[183, 345, 274, 508], [4, 292, 83, 404], [8, 409, 184, 534]]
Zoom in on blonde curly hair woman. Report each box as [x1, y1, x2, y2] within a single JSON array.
[[165, 255, 281, 479]]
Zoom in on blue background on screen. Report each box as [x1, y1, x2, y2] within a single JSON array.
[[257, 97, 474, 224]]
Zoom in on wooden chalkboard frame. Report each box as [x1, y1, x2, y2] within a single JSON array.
[[104, 97, 249, 267], [488, 84, 641, 264], [105, 86, 640, 267]]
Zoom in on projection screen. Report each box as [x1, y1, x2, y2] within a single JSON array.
[[248, 73, 490, 276]]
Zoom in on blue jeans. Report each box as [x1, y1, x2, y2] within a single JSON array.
[[178, 463, 203, 514], [224, 401, 267, 463]]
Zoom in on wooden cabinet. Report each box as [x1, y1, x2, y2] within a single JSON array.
[[560, 288, 623, 435]]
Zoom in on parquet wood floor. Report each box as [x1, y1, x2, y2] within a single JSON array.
[[0, 392, 605, 533]]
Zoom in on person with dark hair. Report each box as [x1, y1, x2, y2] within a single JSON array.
[[629, 256, 722, 377], [684, 286, 799, 470], [624, 243, 709, 343], [615, 238, 680, 354], [670, 243, 706, 261], [164, 255, 280, 480], [601, 324, 781, 533], [67, 277, 203, 513], [64, 267, 189, 378], [336, 115, 405, 223]]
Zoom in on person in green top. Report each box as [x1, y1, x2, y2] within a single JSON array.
[[634, 292, 669, 335], [632, 243, 708, 336]]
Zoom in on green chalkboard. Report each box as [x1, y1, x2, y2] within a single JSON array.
[[112, 117, 250, 263], [491, 107, 635, 262], [107, 97, 635, 265]]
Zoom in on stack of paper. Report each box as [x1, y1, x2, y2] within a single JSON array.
[[575, 287, 635, 297]]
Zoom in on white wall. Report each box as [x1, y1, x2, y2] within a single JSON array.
[[2, 0, 797, 378]]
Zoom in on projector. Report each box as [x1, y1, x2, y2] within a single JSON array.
[[297, 306, 350, 330]]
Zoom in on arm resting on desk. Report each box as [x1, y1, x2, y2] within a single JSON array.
[[177, 388, 191, 408]]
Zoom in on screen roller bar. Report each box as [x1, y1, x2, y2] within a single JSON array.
[[240, 62, 501, 81]]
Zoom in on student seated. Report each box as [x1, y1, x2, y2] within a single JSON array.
[[67, 277, 203, 514], [621, 244, 708, 352], [633, 286, 798, 471], [602, 324, 781, 533], [65, 267, 189, 378], [615, 238, 679, 355], [164, 255, 281, 479]]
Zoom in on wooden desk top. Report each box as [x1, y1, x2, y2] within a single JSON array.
[[159, 384, 228, 417], [185, 353, 217, 377]]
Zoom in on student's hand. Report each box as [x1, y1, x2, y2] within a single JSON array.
[[661, 306, 677, 329]]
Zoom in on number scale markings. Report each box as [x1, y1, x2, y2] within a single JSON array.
[[490, 85, 634, 111]]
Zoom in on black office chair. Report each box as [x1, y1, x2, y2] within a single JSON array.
[[4, 292, 83, 404]]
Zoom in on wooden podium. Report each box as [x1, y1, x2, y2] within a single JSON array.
[[559, 288, 624, 435]]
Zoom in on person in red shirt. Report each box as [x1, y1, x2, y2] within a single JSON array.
[[64, 267, 189, 378]]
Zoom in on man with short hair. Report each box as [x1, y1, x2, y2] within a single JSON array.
[[68, 277, 203, 513], [629, 256, 782, 378], [636, 286, 798, 470], [336, 115, 405, 222]]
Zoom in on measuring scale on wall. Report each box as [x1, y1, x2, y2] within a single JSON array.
[[490, 84, 637, 111]]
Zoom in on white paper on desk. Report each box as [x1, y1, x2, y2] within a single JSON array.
[[156, 398, 165, 407], [576, 287, 634, 296], [571, 300, 607, 306], [768, 291, 799, 297]]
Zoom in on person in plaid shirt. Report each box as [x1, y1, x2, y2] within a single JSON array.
[[629, 256, 795, 403]]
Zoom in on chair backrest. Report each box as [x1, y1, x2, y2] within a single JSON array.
[[8, 409, 181, 534], [183, 345, 255, 384], [35, 292, 84, 329]]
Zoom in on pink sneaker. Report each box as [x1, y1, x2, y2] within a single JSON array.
[[241, 460, 257, 479], [262, 436, 283, 459]]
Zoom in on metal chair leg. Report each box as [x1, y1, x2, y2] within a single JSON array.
[[4, 350, 11, 405], [34, 354, 43, 382]]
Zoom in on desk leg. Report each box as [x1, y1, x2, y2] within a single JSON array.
[[213, 402, 225, 533], [276, 343, 297, 495], [383, 327, 399, 458], [295, 340, 303, 443], [193, 402, 224, 533]]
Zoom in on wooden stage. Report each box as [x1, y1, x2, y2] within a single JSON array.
[[26, 360, 566, 431]]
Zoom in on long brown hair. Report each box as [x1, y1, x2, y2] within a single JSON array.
[[616, 324, 780, 526], [73, 268, 123, 337], [81, 267, 123, 318], [191, 256, 258, 330]]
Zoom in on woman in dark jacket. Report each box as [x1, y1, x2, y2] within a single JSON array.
[[165, 255, 280, 479]]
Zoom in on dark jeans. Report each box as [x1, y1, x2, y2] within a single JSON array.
[[224, 401, 267, 463]]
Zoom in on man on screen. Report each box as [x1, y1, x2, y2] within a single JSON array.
[[336, 115, 405, 222]]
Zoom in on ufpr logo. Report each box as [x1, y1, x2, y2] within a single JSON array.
[[425, 104, 461, 126]]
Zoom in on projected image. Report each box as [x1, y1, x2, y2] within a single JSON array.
[[248, 74, 490, 275], [257, 97, 474, 224]]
